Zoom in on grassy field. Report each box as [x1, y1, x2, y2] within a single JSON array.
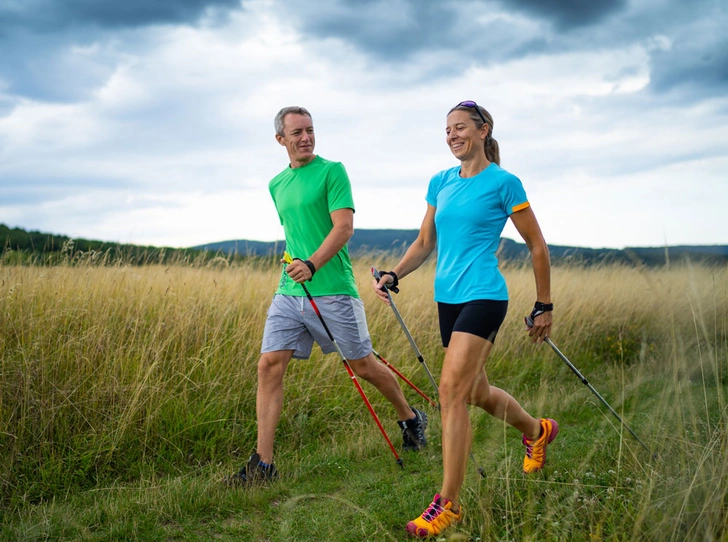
[[0, 256, 726, 541]]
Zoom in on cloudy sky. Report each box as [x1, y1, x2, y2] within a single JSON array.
[[1, 0, 726, 250]]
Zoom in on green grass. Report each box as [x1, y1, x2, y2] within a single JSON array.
[[1, 260, 727, 540]]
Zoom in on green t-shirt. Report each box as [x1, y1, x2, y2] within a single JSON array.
[[269, 155, 359, 297]]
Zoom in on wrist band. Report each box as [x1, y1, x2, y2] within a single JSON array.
[[530, 301, 553, 321], [303, 260, 316, 280], [292, 257, 316, 282], [381, 270, 399, 292]]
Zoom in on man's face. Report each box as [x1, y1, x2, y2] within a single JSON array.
[[276, 113, 315, 167]]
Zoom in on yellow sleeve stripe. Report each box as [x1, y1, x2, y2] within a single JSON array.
[[511, 201, 530, 213]]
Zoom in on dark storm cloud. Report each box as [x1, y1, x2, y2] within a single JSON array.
[[503, 0, 626, 30], [278, 0, 727, 96], [0, 0, 244, 102], [0, 0, 243, 32], [0, 30, 118, 102], [275, 0, 627, 61], [648, 22, 728, 94], [275, 0, 458, 60], [0, 0, 725, 107]]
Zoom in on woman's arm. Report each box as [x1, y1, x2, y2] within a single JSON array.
[[510, 206, 552, 343], [374, 204, 437, 302]]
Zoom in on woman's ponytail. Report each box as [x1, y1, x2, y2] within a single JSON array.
[[485, 134, 500, 165]]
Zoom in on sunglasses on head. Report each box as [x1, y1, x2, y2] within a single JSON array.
[[456, 100, 488, 126]]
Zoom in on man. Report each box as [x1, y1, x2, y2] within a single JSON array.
[[227, 106, 427, 485]]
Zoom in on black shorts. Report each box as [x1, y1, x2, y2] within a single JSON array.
[[437, 300, 508, 347]]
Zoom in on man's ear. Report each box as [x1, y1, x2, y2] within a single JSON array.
[[275, 134, 285, 146]]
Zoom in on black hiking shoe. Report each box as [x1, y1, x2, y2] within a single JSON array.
[[223, 452, 278, 487], [398, 407, 428, 451]]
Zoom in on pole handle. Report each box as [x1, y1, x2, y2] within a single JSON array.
[[371, 267, 399, 294]]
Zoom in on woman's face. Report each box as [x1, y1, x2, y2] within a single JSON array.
[[445, 109, 488, 162]]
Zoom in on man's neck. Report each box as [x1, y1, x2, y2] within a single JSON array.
[[290, 154, 317, 169]]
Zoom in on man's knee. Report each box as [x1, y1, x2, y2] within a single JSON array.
[[258, 351, 291, 383], [348, 352, 378, 381]]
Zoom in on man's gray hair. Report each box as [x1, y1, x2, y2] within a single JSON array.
[[274, 106, 312, 137]]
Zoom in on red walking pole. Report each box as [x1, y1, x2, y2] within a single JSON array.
[[372, 350, 437, 408], [284, 253, 403, 468]]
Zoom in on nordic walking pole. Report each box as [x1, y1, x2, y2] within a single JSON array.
[[371, 349, 438, 408], [526, 316, 654, 458], [283, 253, 403, 468], [371, 268, 439, 396], [373, 267, 487, 477]]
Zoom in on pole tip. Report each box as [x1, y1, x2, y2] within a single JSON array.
[[477, 468, 486, 478], [396, 458, 404, 468]]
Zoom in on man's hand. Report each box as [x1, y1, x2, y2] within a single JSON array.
[[283, 258, 314, 283]]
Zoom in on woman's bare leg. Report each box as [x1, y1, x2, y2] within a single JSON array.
[[438, 332, 490, 511], [468, 368, 541, 439]]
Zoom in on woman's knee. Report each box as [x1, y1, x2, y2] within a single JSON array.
[[439, 374, 472, 406]]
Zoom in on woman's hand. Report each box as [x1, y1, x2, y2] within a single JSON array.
[[372, 275, 394, 305], [526, 310, 552, 344]]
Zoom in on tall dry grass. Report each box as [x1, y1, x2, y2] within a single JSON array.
[[1, 260, 269, 503], [0, 257, 726, 539]]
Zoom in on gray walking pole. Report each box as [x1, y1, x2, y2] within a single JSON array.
[[373, 267, 487, 477], [526, 316, 654, 458], [372, 268, 440, 396]]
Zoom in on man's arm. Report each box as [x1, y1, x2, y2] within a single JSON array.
[[284, 208, 353, 283]]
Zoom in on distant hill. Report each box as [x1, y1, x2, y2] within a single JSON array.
[[0, 223, 202, 265], [192, 229, 728, 266], [2, 223, 725, 267], [194, 229, 420, 258]]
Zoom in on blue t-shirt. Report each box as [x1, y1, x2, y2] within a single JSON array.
[[425, 163, 529, 303]]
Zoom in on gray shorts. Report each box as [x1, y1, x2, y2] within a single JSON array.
[[261, 294, 373, 360]]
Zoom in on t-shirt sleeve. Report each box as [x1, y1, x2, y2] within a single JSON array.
[[268, 181, 284, 225], [500, 172, 530, 215], [425, 172, 443, 207], [326, 162, 356, 213]]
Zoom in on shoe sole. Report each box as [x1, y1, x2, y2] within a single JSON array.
[[405, 512, 461, 538]]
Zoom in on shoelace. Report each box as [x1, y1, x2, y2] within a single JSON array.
[[422, 499, 445, 522], [524, 430, 546, 462], [524, 436, 534, 459]]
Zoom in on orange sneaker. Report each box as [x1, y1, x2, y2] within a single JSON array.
[[406, 493, 463, 538], [522, 418, 559, 473]]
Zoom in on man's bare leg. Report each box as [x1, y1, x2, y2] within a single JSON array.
[[347, 352, 415, 421], [256, 349, 294, 464]]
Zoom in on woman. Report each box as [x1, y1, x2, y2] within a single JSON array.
[[374, 101, 557, 538]]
